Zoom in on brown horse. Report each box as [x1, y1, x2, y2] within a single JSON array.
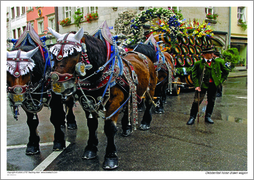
[[47, 22, 157, 169], [126, 42, 175, 114]]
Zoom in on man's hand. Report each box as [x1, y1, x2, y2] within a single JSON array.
[[195, 87, 201, 92]]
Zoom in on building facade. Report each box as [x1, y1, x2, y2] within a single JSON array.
[[6, 6, 248, 66], [26, 7, 55, 36], [6, 6, 27, 50]]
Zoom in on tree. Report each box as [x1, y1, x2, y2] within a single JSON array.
[[222, 47, 240, 69]]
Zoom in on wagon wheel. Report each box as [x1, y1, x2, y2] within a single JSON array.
[[172, 76, 181, 96]]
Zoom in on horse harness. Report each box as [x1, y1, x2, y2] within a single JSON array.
[[7, 49, 51, 120], [50, 33, 142, 128]]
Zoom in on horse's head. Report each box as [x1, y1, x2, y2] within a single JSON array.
[[48, 27, 92, 97], [7, 47, 39, 105]]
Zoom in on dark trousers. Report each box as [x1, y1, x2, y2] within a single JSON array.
[[217, 84, 223, 96], [190, 83, 217, 118]]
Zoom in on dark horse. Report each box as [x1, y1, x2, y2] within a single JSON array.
[[127, 40, 175, 114], [7, 45, 51, 155], [6, 22, 77, 156], [47, 21, 157, 169]]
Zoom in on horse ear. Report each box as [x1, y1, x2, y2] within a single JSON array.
[[48, 27, 62, 40], [74, 27, 84, 41], [26, 47, 39, 58]]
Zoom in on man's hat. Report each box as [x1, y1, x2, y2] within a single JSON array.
[[201, 47, 215, 54], [214, 51, 220, 56]]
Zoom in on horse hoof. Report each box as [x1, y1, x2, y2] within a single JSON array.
[[103, 153, 118, 170], [139, 124, 150, 131], [67, 123, 77, 130], [53, 140, 66, 151], [82, 149, 97, 160], [122, 129, 133, 137], [26, 145, 40, 155]]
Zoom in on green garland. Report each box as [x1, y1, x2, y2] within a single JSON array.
[[126, 7, 182, 45]]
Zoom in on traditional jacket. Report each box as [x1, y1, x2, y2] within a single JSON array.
[[192, 58, 229, 89]]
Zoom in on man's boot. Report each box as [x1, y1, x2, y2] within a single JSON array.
[[205, 113, 214, 124], [186, 116, 196, 125]]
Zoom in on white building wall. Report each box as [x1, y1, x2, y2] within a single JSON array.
[[57, 6, 150, 34], [6, 6, 27, 50]]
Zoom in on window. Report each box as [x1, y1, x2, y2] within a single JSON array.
[[22, 26, 26, 32], [64, 7, 72, 18], [37, 19, 44, 34], [237, 7, 246, 22], [16, 7, 20, 17], [11, 7, 15, 19], [17, 28, 21, 37], [205, 6, 214, 14], [12, 29, 16, 39], [75, 6, 84, 13], [88, 6, 98, 13], [48, 16, 55, 30], [22, 7, 26, 14], [27, 7, 33, 11]]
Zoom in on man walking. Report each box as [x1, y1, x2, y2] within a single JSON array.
[[186, 47, 229, 125]]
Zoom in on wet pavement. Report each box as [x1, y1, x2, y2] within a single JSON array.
[[4, 76, 250, 178]]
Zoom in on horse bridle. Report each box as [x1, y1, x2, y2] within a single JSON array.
[[7, 49, 50, 119], [50, 32, 92, 99], [7, 49, 34, 104]]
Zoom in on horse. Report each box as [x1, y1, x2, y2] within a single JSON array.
[[7, 45, 51, 155], [47, 21, 157, 169], [126, 41, 175, 114], [6, 22, 78, 156]]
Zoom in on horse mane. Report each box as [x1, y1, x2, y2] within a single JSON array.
[[128, 44, 157, 63], [82, 34, 107, 84], [12, 45, 44, 83]]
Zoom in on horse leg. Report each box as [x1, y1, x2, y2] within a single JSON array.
[[103, 87, 124, 169], [103, 120, 118, 170], [25, 112, 40, 155], [65, 98, 77, 130], [162, 81, 168, 104], [50, 93, 66, 150], [82, 113, 98, 159], [139, 98, 153, 130], [121, 107, 132, 137], [154, 85, 164, 114]]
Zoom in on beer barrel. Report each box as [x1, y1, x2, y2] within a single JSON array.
[[176, 54, 185, 67], [181, 44, 189, 54], [185, 55, 194, 67], [202, 36, 207, 46], [196, 46, 202, 54], [189, 36, 195, 46], [195, 37, 202, 46], [206, 37, 213, 45], [185, 74, 194, 86], [173, 44, 182, 54], [188, 45, 196, 54], [154, 33, 171, 44], [193, 55, 200, 63], [181, 36, 189, 45]]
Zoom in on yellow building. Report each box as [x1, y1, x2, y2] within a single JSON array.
[[230, 7, 248, 66]]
